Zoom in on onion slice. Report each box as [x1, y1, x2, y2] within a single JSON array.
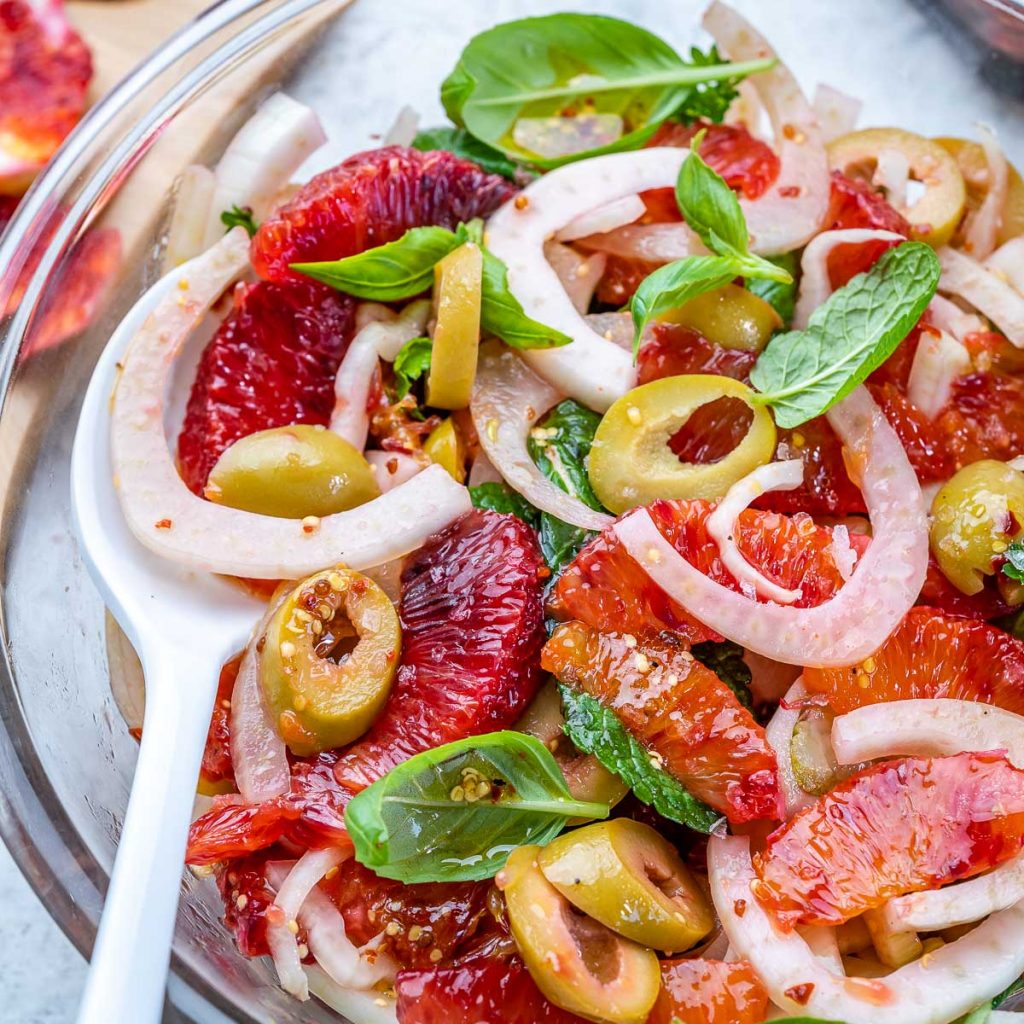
[[986, 236, 1024, 296], [576, 222, 698, 264], [366, 451, 423, 495], [544, 241, 607, 315], [906, 326, 970, 419], [812, 84, 862, 144], [927, 293, 986, 343], [793, 229, 905, 329], [939, 246, 1024, 347], [613, 387, 928, 667], [703, 1, 830, 255], [110, 230, 472, 578], [710, 833, 1024, 1024], [765, 678, 816, 818], [706, 460, 805, 603], [556, 194, 645, 242], [873, 149, 910, 211], [164, 165, 217, 270], [471, 341, 613, 532], [964, 125, 1008, 262], [305, 966, 399, 1024]]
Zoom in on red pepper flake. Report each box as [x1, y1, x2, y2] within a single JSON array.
[[784, 983, 815, 1006], [538, 566, 552, 580], [733, 898, 747, 917], [155, 518, 173, 529], [778, 184, 801, 198]]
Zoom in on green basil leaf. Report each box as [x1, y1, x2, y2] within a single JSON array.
[[412, 126, 522, 181], [669, 46, 743, 124], [539, 516, 595, 578], [747, 251, 800, 326], [1003, 539, 1024, 583], [392, 337, 433, 400], [292, 225, 459, 300], [344, 731, 609, 883], [479, 247, 572, 349], [676, 138, 749, 259], [559, 685, 721, 833], [469, 481, 541, 528], [221, 204, 259, 238], [441, 13, 774, 168], [691, 641, 753, 710], [750, 242, 941, 429], [526, 399, 604, 513], [630, 255, 741, 356]]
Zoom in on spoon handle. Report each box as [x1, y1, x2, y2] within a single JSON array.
[[76, 649, 218, 1024]]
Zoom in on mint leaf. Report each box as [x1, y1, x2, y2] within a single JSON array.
[[392, 337, 433, 399], [676, 137, 749, 259], [344, 731, 608, 883], [1003, 539, 1024, 583], [747, 251, 800, 326], [559, 685, 721, 832], [221, 205, 259, 237], [750, 242, 941, 429], [293, 225, 459, 301], [692, 641, 753, 710], [469, 482, 540, 527], [413, 126, 521, 180], [479, 247, 571, 349]]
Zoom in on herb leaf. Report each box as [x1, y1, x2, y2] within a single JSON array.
[[560, 685, 721, 832], [293, 226, 459, 301], [441, 13, 774, 168], [692, 641, 753, 710], [393, 337, 433, 400], [469, 481, 540, 528], [675, 136, 749, 259], [479, 247, 572, 349], [747, 251, 800, 326], [750, 242, 941, 428], [412, 126, 521, 180], [1003, 539, 1024, 583], [344, 731, 609, 883], [221, 205, 259, 237], [670, 46, 743, 124]]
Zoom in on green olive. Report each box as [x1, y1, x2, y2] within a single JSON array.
[[588, 375, 776, 515], [537, 819, 713, 953], [205, 424, 380, 519], [516, 681, 629, 811], [498, 845, 661, 1024], [260, 567, 400, 755], [929, 460, 1024, 595], [659, 283, 781, 353]]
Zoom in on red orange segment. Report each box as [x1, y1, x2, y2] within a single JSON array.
[[648, 958, 769, 1024], [753, 752, 1024, 927], [542, 622, 783, 823], [804, 605, 1024, 715]]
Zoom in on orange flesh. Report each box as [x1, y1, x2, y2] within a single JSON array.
[[647, 958, 769, 1024]]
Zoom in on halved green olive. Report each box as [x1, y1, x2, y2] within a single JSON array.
[[498, 845, 661, 1024], [537, 819, 713, 953], [516, 681, 629, 811], [828, 127, 966, 247], [206, 424, 380, 519], [423, 417, 467, 483], [426, 242, 483, 410], [659, 283, 781, 353], [588, 375, 776, 514], [791, 709, 843, 796], [260, 567, 400, 755], [930, 460, 1024, 595]]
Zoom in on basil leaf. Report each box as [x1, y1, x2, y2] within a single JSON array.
[[750, 242, 941, 428], [560, 685, 721, 833], [344, 731, 609, 883], [527, 399, 604, 513], [1003, 539, 1024, 583], [221, 204, 259, 237], [392, 337, 432, 400], [292, 226, 459, 300], [691, 641, 753, 710], [747, 252, 800, 326], [412, 126, 521, 181], [479, 247, 572, 349], [669, 46, 743, 124], [630, 255, 741, 356], [442, 13, 774, 168], [469, 481, 540, 528], [538, 517, 594, 578], [676, 138, 749, 259]]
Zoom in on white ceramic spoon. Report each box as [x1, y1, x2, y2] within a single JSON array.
[[70, 259, 261, 1023]]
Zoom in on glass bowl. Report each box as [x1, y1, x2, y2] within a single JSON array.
[[0, 1, 1022, 1021]]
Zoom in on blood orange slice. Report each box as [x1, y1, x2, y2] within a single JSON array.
[[753, 751, 1024, 927], [251, 145, 517, 283], [542, 622, 783, 823], [648, 958, 769, 1024], [804, 605, 1024, 715]]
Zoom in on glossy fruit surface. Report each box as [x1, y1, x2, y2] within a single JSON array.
[[549, 499, 858, 641], [929, 460, 1024, 595], [177, 279, 355, 493], [499, 845, 661, 1024], [260, 567, 400, 756], [659, 285, 780, 354], [206, 424, 380, 518], [423, 417, 467, 482], [537, 819, 714, 952], [198, 654, 238, 795], [804, 605, 1024, 715], [217, 854, 278, 957], [395, 958, 590, 1024], [637, 323, 756, 386], [647, 958, 769, 1024], [332, 509, 546, 792], [542, 623, 782, 823], [753, 752, 1024, 926], [251, 145, 517, 282], [426, 242, 483, 410]]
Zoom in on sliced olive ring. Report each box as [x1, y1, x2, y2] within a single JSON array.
[[660, 283, 781, 353], [588, 375, 777, 514], [498, 845, 661, 1024], [538, 819, 714, 953], [260, 567, 400, 755]]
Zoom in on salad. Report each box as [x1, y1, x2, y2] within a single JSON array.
[[106, 3, 1024, 1023]]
